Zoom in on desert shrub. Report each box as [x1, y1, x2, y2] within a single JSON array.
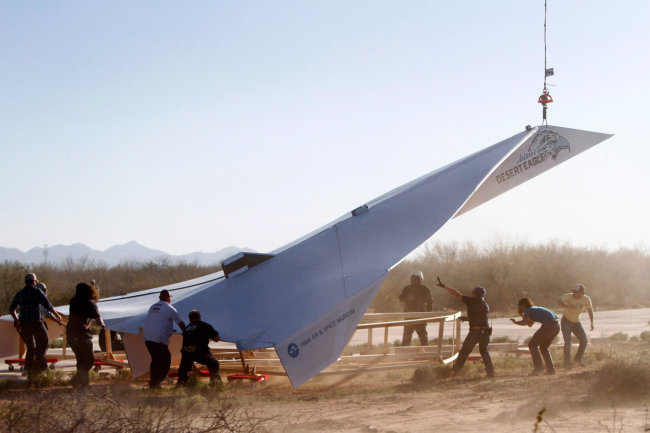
[[114, 368, 132, 379], [0, 388, 269, 433], [371, 241, 650, 313], [498, 355, 531, 373], [523, 335, 560, 346], [592, 356, 650, 398], [49, 337, 64, 348], [412, 365, 452, 383], [608, 332, 629, 342], [491, 335, 518, 343], [429, 337, 455, 345], [0, 259, 221, 313], [28, 369, 69, 388], [583, 345, 609, 362], [639, 331, 650, 342]]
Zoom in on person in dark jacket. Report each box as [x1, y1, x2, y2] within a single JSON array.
[[399, 271, 432, 346], [176, 310, 221, 386], [9, 273, 62, 378], [66, 282, 105, 388], [436, 277, 494, 377]]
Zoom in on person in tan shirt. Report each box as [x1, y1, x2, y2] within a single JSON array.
[[558, 284, 594, 369]]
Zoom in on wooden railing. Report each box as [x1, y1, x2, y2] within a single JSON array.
[[356, 311, 463, 364]]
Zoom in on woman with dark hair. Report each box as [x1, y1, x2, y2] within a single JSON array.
[[511, 297, 560, 375], [66, 282, 105, 388]]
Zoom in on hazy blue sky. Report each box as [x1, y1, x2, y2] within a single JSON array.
[[1, 1, 648, 256]]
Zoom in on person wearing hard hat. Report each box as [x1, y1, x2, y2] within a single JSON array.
[[398, 271, 432, 346]]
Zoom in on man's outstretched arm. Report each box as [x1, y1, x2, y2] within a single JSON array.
[[435, 277, 463, 301]]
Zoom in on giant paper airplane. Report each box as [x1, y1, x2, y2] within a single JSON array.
[[0, 125, 612, 387]]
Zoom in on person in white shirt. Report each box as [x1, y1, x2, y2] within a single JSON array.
[[558, 283, 594, 369], [142, 289, 186, 388]]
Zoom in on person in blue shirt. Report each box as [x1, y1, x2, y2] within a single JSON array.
[[511, 297, 560, 375]]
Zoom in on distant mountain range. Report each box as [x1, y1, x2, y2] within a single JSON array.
[[0, 241, 244, 267]]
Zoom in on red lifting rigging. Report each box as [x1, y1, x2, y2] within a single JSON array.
[[538, 89, 553, 105]]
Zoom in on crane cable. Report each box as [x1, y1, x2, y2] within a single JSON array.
[[538, 0, 553, 125]]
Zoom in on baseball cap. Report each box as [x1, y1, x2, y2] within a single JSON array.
[[410, 271, 424, 280], [572, 284, 585, 292], [24, 273, 38, 282], [473, 286, 486, 297]]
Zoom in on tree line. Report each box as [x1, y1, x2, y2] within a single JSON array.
[[1, 241, 648, 315], [371, 240, 650, 314], [0, 257, 220, 313]]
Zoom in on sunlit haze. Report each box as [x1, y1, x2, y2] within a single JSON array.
[[1, 2, 648, 256]]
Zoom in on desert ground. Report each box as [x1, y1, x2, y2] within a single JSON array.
[[250, 357, 649, 433], [1, 309, 648, 433]]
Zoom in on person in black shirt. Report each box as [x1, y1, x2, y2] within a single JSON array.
[[176, 310, 221, 386], [399, 271, 433, 346], [66, 282, 105, 388], [9, 273, 62, 378], [437, 277, 494, 378]]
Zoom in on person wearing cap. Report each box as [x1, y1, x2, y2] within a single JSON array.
[[558, 284, 594, 369], [35, 282, 66, 329], [436, 278, 494, 378], [9, 273, 62, 377], [142, 289, 186, 389], [398, 271, 432, 346], [511, 297, 560, 375]]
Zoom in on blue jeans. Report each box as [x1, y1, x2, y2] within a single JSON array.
[[529, 320, 560, 372], [561, 316, 588, 364]]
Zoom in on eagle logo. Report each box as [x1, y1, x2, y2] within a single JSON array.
[[529, 130, 570, 160]]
